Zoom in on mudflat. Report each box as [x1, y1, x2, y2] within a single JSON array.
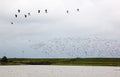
[[0, 65, 119, 77]]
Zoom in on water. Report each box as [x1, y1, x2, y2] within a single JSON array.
[[0, 65, 119, 77]]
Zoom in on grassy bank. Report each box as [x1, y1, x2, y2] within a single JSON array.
[[0, 58, 120, 66]]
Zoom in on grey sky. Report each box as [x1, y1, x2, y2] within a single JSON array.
[[0, 0, 120, 58]]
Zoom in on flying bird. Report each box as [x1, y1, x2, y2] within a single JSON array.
[[18, 9, 20, 13], [66, 10, 69, 13], [38, 10, 40, 13], [15, 14, 17, 18], [77, 9, 79, 12], [24, 14, 27, 18], [11, 22, 13, 24], [28, 13, 31, 16], [45, 9, 48, 13]]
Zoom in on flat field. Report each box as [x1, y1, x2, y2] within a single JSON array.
[[0, 58, 120, 66]]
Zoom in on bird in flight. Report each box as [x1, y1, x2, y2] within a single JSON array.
[[77, 9, 79, 12], [38, 10, 40, 13], [66, 10, 69, 13], [28, 13, 31, 16], [45, 9, 48, 13], [15, 14, 17, 18], [11, 22, 13, 24], [18, 9, 20, 13], [24, 14, 27, 18]]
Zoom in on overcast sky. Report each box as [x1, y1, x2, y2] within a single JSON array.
[[0, 0, 120, 58]]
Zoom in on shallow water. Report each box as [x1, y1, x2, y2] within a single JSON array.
[[0, 65, 120, 77]]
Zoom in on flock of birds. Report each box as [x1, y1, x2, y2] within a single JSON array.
[[7, 8, 120, 58], [29, 37, 120, 57], [10, 8, 80, 24]]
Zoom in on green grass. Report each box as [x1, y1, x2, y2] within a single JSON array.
[[0, 58, 120, 66]]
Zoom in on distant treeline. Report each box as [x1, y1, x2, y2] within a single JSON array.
[[0, 57, 120, 66]]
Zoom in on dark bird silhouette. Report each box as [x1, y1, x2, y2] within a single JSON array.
[[38, 10, 40, 13], [77, 9, 79, 12], [24, 14, 27, 18], [66, 10, 69, 13], [18, 9, 20, 13], [28, 13, 31, 16], [11, 22, 13, 24], [45, 9, 48, 13], [15, 14, 17, 18]]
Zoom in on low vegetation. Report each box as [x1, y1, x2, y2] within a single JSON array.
[[0, 57, 120, 66]]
